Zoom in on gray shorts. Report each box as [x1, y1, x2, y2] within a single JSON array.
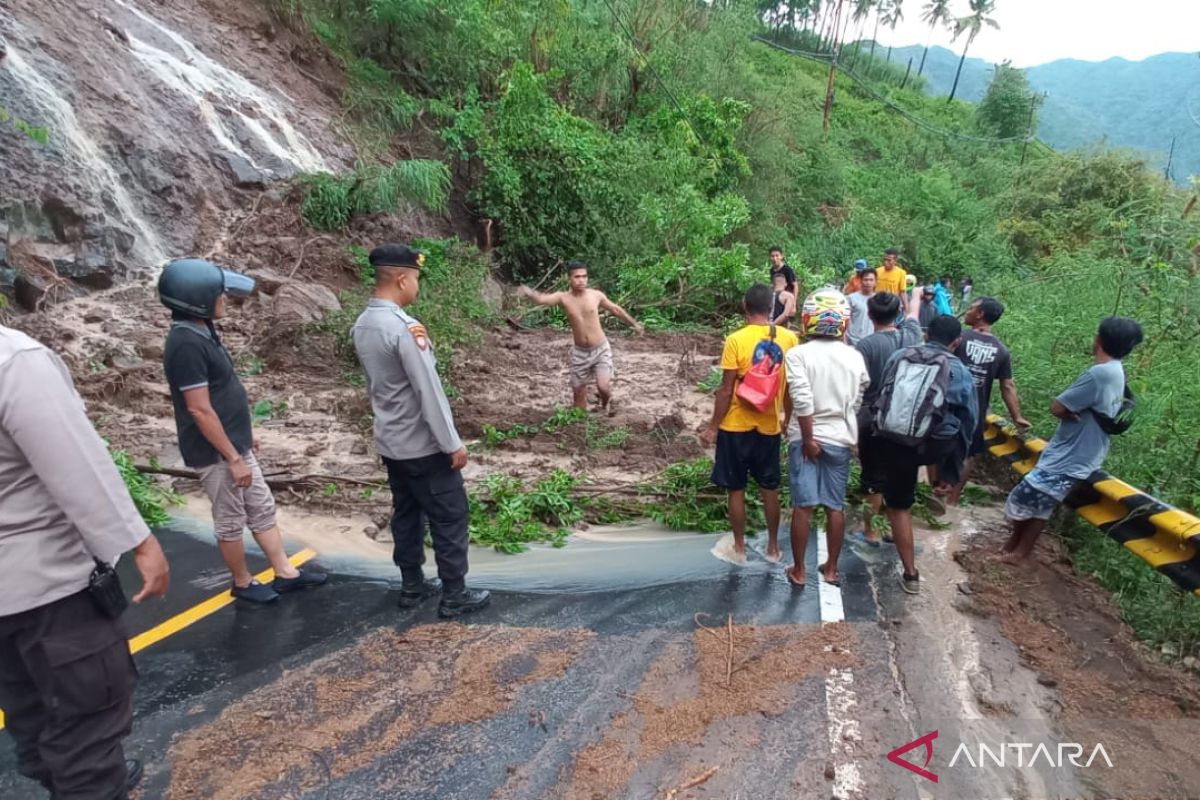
[[788, 441, 852, 510], [198, 450, 278, 541], [569, 340, 614, 388]]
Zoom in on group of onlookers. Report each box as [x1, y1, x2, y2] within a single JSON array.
[[707, 247, 1143, 594]]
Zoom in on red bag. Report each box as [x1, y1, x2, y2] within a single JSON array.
[[735, 324, 783, 412]]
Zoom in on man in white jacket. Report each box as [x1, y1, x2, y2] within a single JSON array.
[[782, 288, 869, 589]]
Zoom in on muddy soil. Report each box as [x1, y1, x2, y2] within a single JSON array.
[[955, 505, 1200, 799]]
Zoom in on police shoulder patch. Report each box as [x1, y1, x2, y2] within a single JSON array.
[[408, 323, 429, 351]]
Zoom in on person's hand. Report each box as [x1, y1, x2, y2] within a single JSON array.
[[253, 435, 262, 453], [131, 534, 170, 602], [700, 424, 718, 447], [229, 456, 253, 488], [517, 286, 533, 299], [634, 322, 645, 335], [449, 447, 469, 471], [803, 439, 822, 461], [1014, 416, 1032, 430]]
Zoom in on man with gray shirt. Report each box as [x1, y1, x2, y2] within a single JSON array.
[[1001, 316, 1143, 563], [0, 325, 170, 800], [352, 243, 489, 617]]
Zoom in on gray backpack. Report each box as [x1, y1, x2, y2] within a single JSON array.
[[872, 345, 953, 447]]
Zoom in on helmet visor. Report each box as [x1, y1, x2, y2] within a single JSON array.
[[221, 270, 256, 298]]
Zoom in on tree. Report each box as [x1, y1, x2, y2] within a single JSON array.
[[881, 0, 904, 65], [977, 62, 1039, 139], [917, 0, 953, 77], [847, 0, 875, 70], [948, 0, 1000, 102]]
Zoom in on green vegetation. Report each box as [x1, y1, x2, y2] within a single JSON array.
[[252, 399, 288, 424], [275, 0, 1200, 646], [469, 471, 581, 553], [109, 447, 182, 527], [300, 159, 451, 230], [0, 105, 50, 144]]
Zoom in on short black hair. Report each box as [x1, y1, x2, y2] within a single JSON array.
[[771, 271, 787, 283], [744, 284, 773, 316], [867, 291, 901, 324], [928, 314, 962, 346], [885, 247, 899, 257], [976, 296, 1004, 324], [1097, 316, 1143, 359], [769, 245, 784, 255], [567, 260, 588, 275]]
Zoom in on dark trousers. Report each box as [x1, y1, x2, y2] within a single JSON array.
[[383, 452, 470, 593], [0, 590, 136, 800]]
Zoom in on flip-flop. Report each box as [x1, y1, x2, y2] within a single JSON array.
[[818, 562, 841, 588], [850, 530, 881, 548], [785, 566, 806, 589]]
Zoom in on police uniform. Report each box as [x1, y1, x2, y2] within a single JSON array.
[[352, 283, 470, 593], [0, 325, 149, 799]]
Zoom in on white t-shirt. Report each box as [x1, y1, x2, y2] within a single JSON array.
[[784, 338, 871, 447]]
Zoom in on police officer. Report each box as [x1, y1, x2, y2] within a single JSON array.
[[352, 243, 490, 617], [0, 324, 171, 799]]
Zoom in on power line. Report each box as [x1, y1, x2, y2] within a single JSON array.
[[754, 35, 1034, 146], [597, 0, 708, 147]]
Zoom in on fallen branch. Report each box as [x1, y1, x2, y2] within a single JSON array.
[[661, 765, 719, 799], [693, 612, 737, 689], [135, 464, 387, 492]]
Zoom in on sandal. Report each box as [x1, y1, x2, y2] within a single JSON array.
[[818, 562, 841, 588], [850, 530, 881, 548]]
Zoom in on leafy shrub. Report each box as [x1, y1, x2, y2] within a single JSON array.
[[300, 159, 451, 230]]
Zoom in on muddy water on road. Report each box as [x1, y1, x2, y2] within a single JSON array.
[[174, 498, 777, 593]]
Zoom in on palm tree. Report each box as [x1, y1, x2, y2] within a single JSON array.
[[917, 0, 953, 77], [947, 0, 1000, 102], [847, 0, 875, 70], [881, 0, 904, 65]]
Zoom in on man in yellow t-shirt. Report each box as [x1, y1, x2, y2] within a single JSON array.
[[702, 284, 799, 561], [875, 248, 909, 310]]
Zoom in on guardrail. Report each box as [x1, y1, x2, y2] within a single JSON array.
[[982, 415, 1200, 597]]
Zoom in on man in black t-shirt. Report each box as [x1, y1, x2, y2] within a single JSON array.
[[768, 245, 797, 296], [850, 290, 925, 547], [160, 258, 327, 604], [947, 296, 1031, 505]]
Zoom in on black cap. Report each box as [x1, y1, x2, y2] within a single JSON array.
[[369, 243, 424, 269]]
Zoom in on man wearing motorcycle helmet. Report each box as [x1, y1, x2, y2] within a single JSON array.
[[781, 288, 869, 589], [158, 259, 327, 603]]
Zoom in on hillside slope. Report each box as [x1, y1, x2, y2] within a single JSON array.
[[890, 44, 1200, 182]]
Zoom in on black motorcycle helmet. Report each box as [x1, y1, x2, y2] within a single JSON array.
[[157, 258, 256, 319]]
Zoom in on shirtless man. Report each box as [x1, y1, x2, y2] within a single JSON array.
[[517, 261, 643, 412]]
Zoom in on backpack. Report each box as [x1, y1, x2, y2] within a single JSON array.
[[1093, 383, 1136, 435], [872, 345, 954, 447], [735, 324, 784, 412]]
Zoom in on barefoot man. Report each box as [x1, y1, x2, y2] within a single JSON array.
[[517, 261, 643, 412]]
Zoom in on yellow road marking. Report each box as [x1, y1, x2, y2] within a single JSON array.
[[0, 549, 317, 731]]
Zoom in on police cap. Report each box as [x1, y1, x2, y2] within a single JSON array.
[[369, 243, 425, 269]]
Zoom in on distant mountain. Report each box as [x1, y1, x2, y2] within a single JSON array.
[[886, 45, 1200, 184]]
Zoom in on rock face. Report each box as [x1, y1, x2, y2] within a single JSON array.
[[0, 0, 349, 302]]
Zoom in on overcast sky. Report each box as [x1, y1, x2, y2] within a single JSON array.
[[867, 0, 1200, 67]]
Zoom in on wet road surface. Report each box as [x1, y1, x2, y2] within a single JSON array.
[[0, 515, 1073, 799]]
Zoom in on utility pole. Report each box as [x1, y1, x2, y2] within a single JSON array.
[[1019, 92, 1042, 168], [822, 0, 847, 141], [1164, 135, 1176, 181]]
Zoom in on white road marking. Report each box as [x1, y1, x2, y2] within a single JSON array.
[[818, 531, 865, 799]]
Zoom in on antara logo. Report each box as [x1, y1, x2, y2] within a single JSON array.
[[887, 730, 940, 783], [887, 731, 1114, 784]]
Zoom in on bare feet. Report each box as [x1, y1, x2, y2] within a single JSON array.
[[999, 551, 1027, 565], [818, 561, 840, 587], [765, 545, 782, 563], [786, 565, 806, 588]]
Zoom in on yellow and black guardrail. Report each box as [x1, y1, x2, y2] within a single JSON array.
[[982, 414, 1200, 597]]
